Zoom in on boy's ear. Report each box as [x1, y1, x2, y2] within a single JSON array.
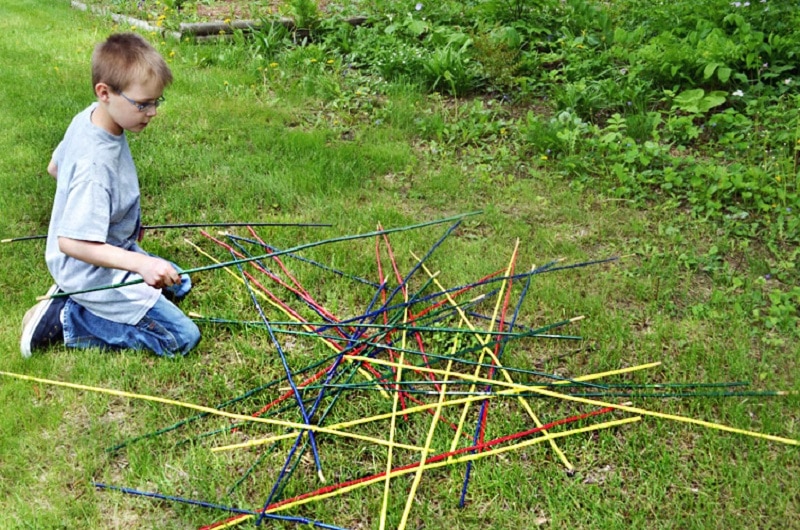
[[95, 82, 112, 102]]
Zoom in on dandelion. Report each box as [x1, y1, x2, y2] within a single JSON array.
[[169, 50, 175, 58], [732, 89, 744, 97], [500, 128, 507, 135], [224, 18, 231, 24], [540, 155, 548, 160], [269, 62, 279, 68], [415, 2, 423, 10], [327, 59, 334, 64], [310, 58, 317, 63]]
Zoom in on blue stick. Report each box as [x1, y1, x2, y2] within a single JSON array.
[[93, 483, 347, 529]]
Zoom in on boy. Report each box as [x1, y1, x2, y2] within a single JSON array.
[[20, 33, 200, 358]]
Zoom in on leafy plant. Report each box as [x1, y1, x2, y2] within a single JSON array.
[[286, 0, 321, 32]]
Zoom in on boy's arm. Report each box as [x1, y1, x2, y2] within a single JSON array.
[[48, 160, 57, 179], [58, 237, 182, 289]]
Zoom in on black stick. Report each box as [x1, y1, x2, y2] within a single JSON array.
[[2, 221, 331, 243]]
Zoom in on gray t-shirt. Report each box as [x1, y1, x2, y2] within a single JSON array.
[[46, 103, 161, 325]]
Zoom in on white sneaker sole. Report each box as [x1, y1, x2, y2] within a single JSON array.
[[20, 285, 60, 358]]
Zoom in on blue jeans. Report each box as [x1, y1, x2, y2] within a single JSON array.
[[63, 283, 200, 357]]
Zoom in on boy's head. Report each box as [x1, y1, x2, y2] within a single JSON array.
[[92, 33, 172, 94]]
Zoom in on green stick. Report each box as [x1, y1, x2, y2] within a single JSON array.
[[37, 211, 482, 301]]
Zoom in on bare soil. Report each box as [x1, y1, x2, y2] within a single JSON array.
[[195, 0, 332, 19]]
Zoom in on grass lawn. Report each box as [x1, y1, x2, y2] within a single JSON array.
[[0, 1, 798, 529]]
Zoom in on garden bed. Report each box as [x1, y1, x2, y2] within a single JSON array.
[[79, 0, 355, 24]]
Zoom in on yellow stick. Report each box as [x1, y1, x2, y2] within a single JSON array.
[[211, 361, 662, 451], [399, 334, 459, 530], [379, 297, 409, 530], [266, 417, 642, 515], [344, 357, 800, 446], [0, 371, 422, 453], [440, 242, 518, 458], [413, 251, 576, 471]]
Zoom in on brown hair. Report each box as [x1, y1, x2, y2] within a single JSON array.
[[91, 33, 173, 92]]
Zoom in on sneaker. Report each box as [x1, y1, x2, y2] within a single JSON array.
[[20, 285, 68, 358], [163, 273, 192, 304]]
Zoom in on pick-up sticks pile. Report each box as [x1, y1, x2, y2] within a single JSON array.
[[3, 213, 796, 529]]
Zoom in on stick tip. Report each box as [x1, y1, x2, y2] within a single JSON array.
[[1, 238, 11, 243]]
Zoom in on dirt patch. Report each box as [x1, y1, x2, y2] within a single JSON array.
[[195, 0, 332, 19]]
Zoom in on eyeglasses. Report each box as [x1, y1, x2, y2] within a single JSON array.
[[117, 91, 165, 112]]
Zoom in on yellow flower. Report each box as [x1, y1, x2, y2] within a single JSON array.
[[310, 58, 317, 63], [224, 81, 229, 86], [224, 18, 231, 24], [540, 155, 548, 160], [776, 175, 782, 182], [169, 50, 176, 58], [500, 128, 507, 135], [269, 62, 278, 68], [327, 59, 334, 64]]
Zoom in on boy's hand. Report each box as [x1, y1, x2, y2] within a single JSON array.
[[58, 237, 182, 290], [139, 256, 182, 289]]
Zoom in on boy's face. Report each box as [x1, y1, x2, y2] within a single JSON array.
[[96, 77, 164, 135]]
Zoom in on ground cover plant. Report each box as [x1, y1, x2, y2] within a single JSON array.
[[0, 0, 798, 529]]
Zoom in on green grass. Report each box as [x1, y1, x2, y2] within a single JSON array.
[[1, 1, 799, 529]]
